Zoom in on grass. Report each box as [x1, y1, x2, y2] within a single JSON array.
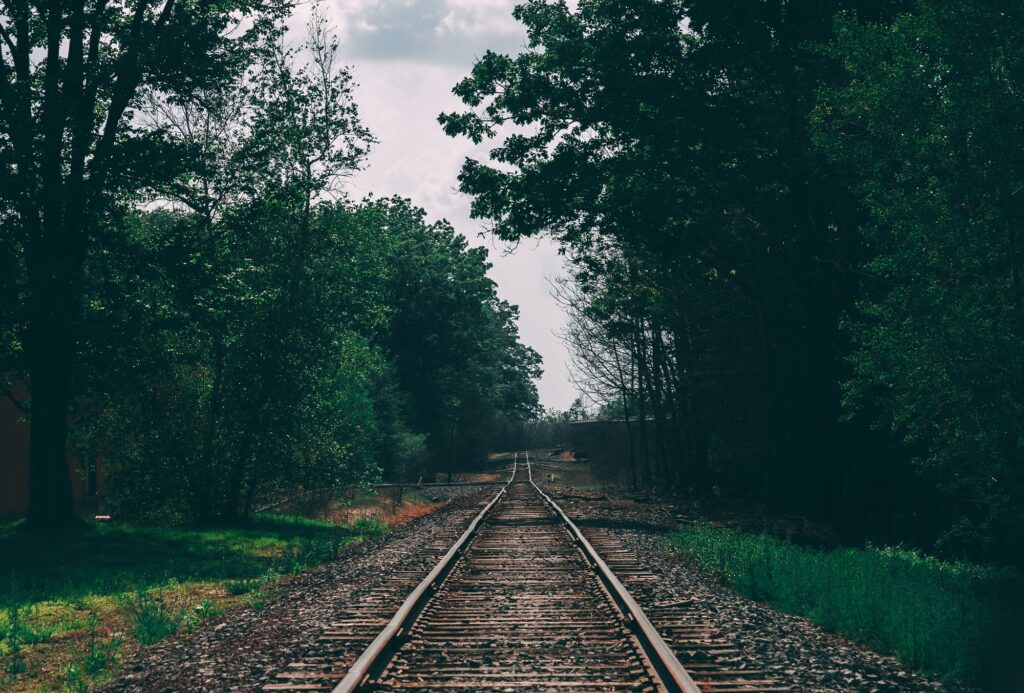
[[669, 523, 1024, 689], [0, 512, 389, 691]]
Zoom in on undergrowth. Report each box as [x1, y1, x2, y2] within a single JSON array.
[[670, 523, 1023, 689]]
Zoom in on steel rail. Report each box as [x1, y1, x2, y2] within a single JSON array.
[[334, 451, 701, 693], [331, 456, 518, 693], [526, 452, 703, 693]]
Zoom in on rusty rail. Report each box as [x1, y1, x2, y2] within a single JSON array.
[[331, 458, 518, 692], [526, 453, 702, 693], [328, 451, 702, 693]]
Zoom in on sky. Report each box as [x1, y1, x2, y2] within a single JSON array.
[[290, 0, 577, 411]]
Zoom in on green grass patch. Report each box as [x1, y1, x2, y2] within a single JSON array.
[[0, 513, 374, 608], [0, 512, 387, 691], [669, 523, 1023, 689]]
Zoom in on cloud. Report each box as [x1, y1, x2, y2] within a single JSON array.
[[437, 0, 523, 37], [327, 0, 526, 64]]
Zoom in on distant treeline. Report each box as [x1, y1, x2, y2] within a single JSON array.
[[443, 1, 1024, 565], [0, 9, 540, 525]]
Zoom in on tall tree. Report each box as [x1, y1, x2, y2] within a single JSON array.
[[366, 196, 542, 474], [440, 0, 942, 547], [0, 0, 289, 530], [815, 1, 1024, 559]]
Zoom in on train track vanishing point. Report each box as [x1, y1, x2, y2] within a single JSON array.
[[267, 452, 786, 692]]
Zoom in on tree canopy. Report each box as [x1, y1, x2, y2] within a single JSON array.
[[2, 6, 540, 525], [443, 0, 1024, 564]]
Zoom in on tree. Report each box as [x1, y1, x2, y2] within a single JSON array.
[[441, 0, 966, 550], [0, 0, 289, 530], [815, 1, 1024, 559], [364, 197, 542, 476], [72, 10, 381, 521]]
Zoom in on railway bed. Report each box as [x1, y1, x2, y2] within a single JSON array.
[[265, 454, 785, 692]]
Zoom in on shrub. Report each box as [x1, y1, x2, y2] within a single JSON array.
[[670, 523, 1024, 687]]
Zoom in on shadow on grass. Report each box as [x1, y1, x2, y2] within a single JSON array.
[[0, 513, 387, 608]]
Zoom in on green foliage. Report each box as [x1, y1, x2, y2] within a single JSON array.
[[64, 14, 540, 522], [362, 196, 542, 476], [185, 600, 222, 633], [0, 0, 292, 532], [1, 603, 54, 646], [671, 524, 1023, 687], [72, 11, 383, 521], [445, 0, 1024, 565], [1, 0, 542, 532], [814, 0, 1024, 562], [120, 590, 185, 645], [224, 577, 266, 596], [350, 517, 389, 537], [441, 0, 907, 517], [244, 589, 267, 611], [62, 664, 90, 693]]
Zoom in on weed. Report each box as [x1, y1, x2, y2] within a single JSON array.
[[3, 647, 26, 678], [2, 602, 55, 645], [245, 589, 266, 611], [185, 599, 222, 633], [670, 523, 1024, 687], [120, 589, 183, 645], [63, 663, 89, 693], [2, 601, 54, 679], [82, 616, 122, 675], [351, 517, 388, 536], [224, 577, 263, 595]]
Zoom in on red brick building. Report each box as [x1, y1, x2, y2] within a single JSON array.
[[0, 390, 103, 517]]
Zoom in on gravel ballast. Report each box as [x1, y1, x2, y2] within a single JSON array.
[[102, 468, 963, 692], [540, 478, 960, 693]]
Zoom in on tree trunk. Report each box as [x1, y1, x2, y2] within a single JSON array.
[[633, 323, 652, 489], [193, 342, 225, 522], [25, 257, 80, 531], [650, 326, 676, 489], [614, 350, 638, 492]]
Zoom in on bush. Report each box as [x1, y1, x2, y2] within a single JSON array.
[[670, 523, 1023, 688]]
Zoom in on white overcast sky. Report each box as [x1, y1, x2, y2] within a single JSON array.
[[288, 0, 577, 410]]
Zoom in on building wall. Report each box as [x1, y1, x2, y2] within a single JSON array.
[[0, 390, 102, 516]]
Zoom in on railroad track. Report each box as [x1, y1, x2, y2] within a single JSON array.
[[267, 453, 785, 692]]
